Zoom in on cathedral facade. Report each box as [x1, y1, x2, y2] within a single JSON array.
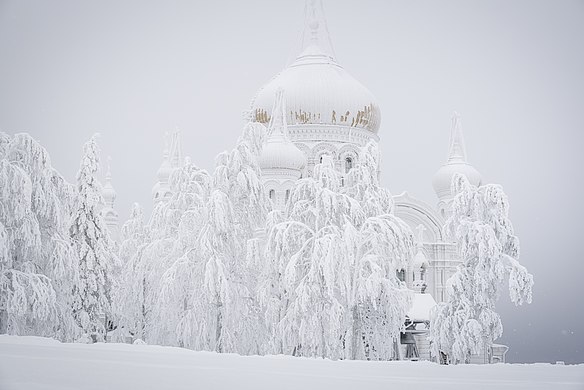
[[247, 0, 502, 363], [104, 0, 506, 363]]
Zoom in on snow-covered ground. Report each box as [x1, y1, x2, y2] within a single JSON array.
[[0, 336, 582, 390]]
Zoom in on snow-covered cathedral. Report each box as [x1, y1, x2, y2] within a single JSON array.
[[102, 0, 507, 363]]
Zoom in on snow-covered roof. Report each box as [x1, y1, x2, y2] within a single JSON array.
[[407, 293, 437, 322]]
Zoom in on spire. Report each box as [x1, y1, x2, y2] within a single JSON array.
[[447, 111, 467, 163], [102, 156, 116, 208], [298, 0, 336, 61], [169, 129, 183, 169], [266, 88, 290, 142], [432, 112, 482, 215], [157, 132, 172, 182], [153, 132, 173, 204], [105, 155, 112, 182], [101, 155, 119, 240]]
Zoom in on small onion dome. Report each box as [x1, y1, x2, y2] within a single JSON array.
[[413, 248, 429, 269], [258, 139, 306, 171], [432, 112, 481, 201], [432, 162, 481, 201]]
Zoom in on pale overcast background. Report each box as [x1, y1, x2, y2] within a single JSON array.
[[1, 0, 583, 364]]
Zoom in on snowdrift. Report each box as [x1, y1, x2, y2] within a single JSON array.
[[0, 335, 582, 390]]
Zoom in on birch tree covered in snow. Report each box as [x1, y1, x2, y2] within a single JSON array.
[[430, 174, 534, 364], [70, 135, 119, 340], [166, 122, 268, 353], [0, 133, 77, 339], [111, 202, 150, 341], [118, 122, 269, 353], [260, 142, 414, 360]]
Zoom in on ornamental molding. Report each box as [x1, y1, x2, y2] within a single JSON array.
[[287, 124, 379, 145]]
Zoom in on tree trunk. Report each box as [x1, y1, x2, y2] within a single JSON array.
[[350, 306, 360, 360], [0, 309, 8, 334]]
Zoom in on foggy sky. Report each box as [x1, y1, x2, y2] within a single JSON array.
[[0, 0, 582, 364]]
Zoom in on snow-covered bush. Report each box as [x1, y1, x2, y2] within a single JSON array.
[[430, 174, 533, 364]]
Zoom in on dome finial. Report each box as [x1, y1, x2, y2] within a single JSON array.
[[447, 111, 467, 163], [300, 0, 336, 60], [105, 155, 112, 182], [169, 129, 182, 168], [308, 0, 320, 41]]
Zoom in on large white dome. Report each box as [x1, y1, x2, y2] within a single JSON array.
[[250, 2, 381, 136], [252, 46, 381, 134]]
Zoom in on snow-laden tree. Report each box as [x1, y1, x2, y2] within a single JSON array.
[[162, 121, 268, 354], [430, 174, 534, 364], [118, 203, 148, 267], [123, 121, 268, 352], [147, 161, 213, 346], [0, 133, 77, 339], [110, 202, 150, 341], [260, 142, 414, 360], [70, 134, 119, 340]]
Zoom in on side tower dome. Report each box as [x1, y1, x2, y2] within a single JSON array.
[[432, 112, 482, 217], [251, 0, 380, 177], [259, 89, 306, 210], [152, 130, 183, 205]]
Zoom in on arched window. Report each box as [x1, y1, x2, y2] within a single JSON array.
[[285, 189, 290, 203], [345, 156, 353, 173], [269, 189, 275, 200]]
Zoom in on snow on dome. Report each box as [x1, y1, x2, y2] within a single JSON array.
[[258, 141, 306, 172], [407, 293, 437, 323], [250, 0, 381, 134], [258, 89, 306, 172], [432, 163, 481, 199], [433, 112, 481, 201]]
